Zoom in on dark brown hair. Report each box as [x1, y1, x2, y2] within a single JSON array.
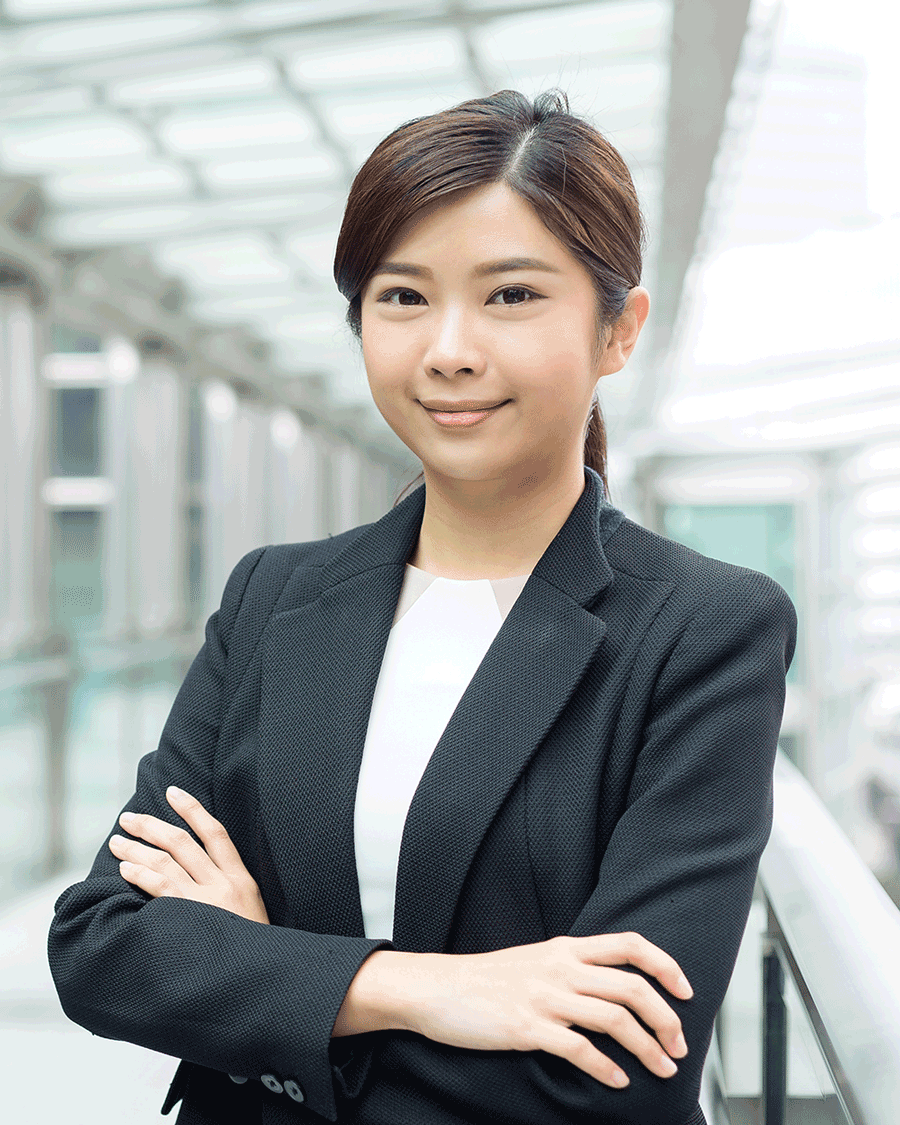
[[333, 87, 645, 507]]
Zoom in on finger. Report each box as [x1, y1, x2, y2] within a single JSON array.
[[109, 834, 196, 892], [116, 812, 219, 886], [577, 964, 687, 1059], [579, 932, 693, 1000], [563, 992, 680, 1080], [116, 858, 183, 900], [164, 787, 250, 879], [533, 1023, 630, 1089]]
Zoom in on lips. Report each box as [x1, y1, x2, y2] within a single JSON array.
[[422, 401, 508, 412], [423, 400, 509, 428]]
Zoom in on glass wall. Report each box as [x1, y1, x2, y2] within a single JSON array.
[[660, 502, 802, 685]]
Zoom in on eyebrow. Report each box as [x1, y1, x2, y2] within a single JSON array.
[[370, 256, 562, 281]]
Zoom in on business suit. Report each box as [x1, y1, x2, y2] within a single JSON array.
[[48, 464, 797, 1125]]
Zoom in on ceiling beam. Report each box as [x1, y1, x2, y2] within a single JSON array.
[[626, 0, 753, 432]]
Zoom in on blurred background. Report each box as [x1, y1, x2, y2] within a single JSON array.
[[1, 0, 899, 1122]]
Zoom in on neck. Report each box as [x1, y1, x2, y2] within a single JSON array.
[[408, 460, 587, 581]]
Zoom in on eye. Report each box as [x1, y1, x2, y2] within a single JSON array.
[[376, 285, 542, 307]]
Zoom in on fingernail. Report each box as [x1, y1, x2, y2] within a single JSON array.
[[119, 812, 135, 824], [167, 786, 184, 799], [660, 1057, 678, 1076], [611, 1070, 629, 1088], [677, 974, 693, 998], [674, 1033, 688, 1056]]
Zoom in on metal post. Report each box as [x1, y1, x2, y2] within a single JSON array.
[[761, 930, 787, 1125], [35, 630, 74, 878]]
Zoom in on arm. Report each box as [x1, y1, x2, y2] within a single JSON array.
[[46, 546, 395, 1124], [336, 572, 797, 1125]]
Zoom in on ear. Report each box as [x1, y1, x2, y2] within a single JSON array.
[[598, 287, 650, 375]]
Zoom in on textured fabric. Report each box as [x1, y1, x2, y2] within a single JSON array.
[[46, 465, 795, 1125], [357, 565, 531, 941]]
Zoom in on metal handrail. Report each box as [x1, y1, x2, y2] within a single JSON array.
[[756, 751, 900, 1124]]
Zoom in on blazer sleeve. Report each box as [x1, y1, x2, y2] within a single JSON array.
[[345, 570, 797, 1125], [46, 545, 395, 1124]]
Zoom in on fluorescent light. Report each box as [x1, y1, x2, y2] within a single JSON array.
[[847, 444, 900, 481], [160, 104, 312, 153], [858, 606, 900, 635], [857, 484, 900, 517], [665, 363, 900, 426], [748, 402, 900, 444], [42, 355, 109, 384], [857, 567, 900, 599], [653, 457, 813, 503], [236, 0, 387, 30], [111, 59, 278, 105], [155, 234, 292, 287], [0, 118, 148, 170], [202, 152, 336, 187], [474, 0, 669, 64], [49, 193, 337, 243], [54, 206, 198, 240], [41, 478, 115, 507], [0, 87, 93, 117], [45, 164, 190, 202], [15, 11, 222, 61], [287, 28, 464, 87], [271, 409, 300, 451], [322, 90, 467, 139], [7, 0, 202, 15], [852, 525, 900, 559], [193, 294, 299, 320], [203, 381, 236, 423]]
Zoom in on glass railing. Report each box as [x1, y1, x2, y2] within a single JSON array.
[[0, 630, 203, 906], [706, 751, 900, 1125]]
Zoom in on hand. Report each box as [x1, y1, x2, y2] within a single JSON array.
[[108, 786, 270, 926], [406, 933, 692, 1089]]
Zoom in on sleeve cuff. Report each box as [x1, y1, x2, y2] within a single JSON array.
[[329, 1031, 386, 1100]]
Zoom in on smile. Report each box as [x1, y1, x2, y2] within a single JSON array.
[[422, 401, 509, 428]]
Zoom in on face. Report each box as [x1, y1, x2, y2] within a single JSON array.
[[360, 181, 643, 493]]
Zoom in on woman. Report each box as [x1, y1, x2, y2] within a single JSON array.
[[48, 89, 796, 1125]]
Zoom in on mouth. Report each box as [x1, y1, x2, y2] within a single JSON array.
[[422, 400, 511, 428]]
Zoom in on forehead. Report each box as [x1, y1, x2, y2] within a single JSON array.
[[376, 186, 576, 279]]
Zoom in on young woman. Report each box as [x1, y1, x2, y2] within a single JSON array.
[[48, 89, 797, 1125]]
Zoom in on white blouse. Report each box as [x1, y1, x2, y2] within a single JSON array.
[[353, 563, 532, 941]]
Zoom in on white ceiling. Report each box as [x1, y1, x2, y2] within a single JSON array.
[[0, 0, 673, 409], [657, 0, 900, 453]]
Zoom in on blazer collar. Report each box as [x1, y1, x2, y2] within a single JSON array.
[[320, 463, 623, 608], [257, 466, 624, 952]]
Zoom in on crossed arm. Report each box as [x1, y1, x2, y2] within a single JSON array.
[[50, 542, 797, 1125]]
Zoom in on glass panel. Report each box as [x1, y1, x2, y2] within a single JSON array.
[[660, 503, 802, 684], [51, 387, 102, 476], [50, 509, 104, 636], [49, 324, 102, 353], [65, 661, 183, 872], [780, 967, 851, 1124]]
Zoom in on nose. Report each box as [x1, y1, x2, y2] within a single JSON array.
[[422, 307, 483, 377]]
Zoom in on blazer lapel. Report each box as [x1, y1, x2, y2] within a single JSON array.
[[257, 467, 624, 950]]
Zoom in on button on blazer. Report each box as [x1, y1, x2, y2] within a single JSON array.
[[47, 465, 797, 1125]]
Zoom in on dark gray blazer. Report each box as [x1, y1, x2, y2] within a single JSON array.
[[47, 465, 797, 1125]]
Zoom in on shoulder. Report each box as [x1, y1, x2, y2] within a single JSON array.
[[224, 523, 373, 604], [603, 514, 796, 626]]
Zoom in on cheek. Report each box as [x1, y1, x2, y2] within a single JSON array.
[[363, 317, 411, 359]]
